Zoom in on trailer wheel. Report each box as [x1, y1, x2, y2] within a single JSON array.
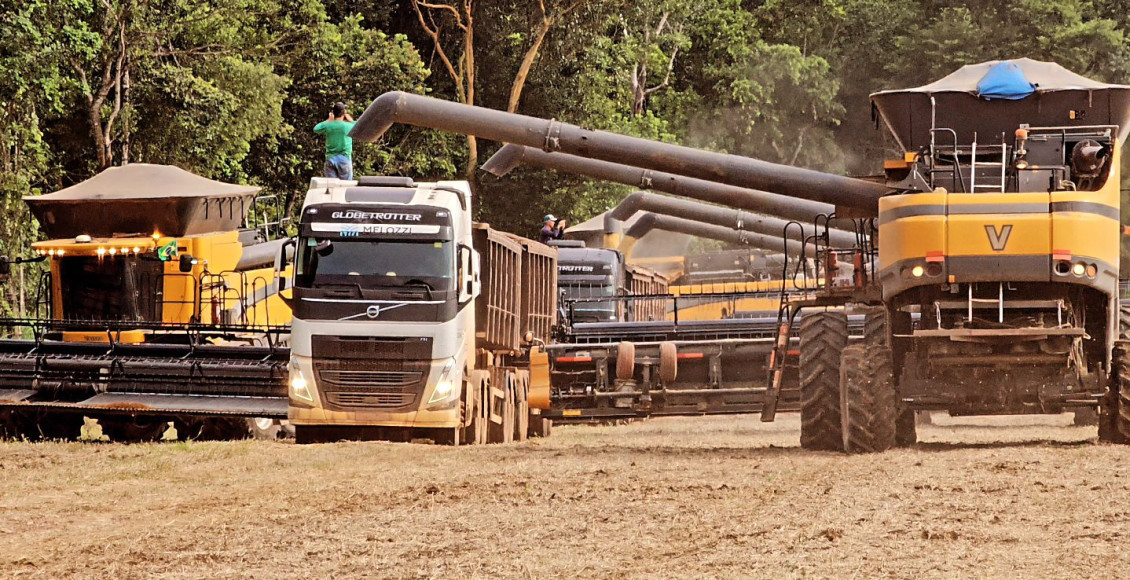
[[895, 407, 917, 447], [1100, 341, 1130, 443], [658, 342, 678, 384], [839, 344, 898, 453], [799, 311, 848, 451], [514, 371, 530, 442], [615, 342, 636, 381]]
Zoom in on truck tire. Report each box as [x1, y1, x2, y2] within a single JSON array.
[[294, 426, 325, 444], [514, 371, 530, 442], [433, 426, 462, 446], [895, 407, 917, 447], [840, 344, 898, 453], [799, 311, 848, 451], [658, 342, 678, 384], [487, 371, 515, 444], [462, 372, 488, 445], [861, 305, 887, 346], [616, 342, 636, 381], [1100, 342, 1130, 443], [530, 413, 553, 437]]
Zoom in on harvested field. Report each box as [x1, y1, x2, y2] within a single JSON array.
[[1, 412, 1127, 579]]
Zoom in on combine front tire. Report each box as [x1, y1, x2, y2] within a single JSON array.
[[1100, 342, 1130, 443], [839, 344, 898, 453], [799, 311, 848, 451], [861, 306, 888, 346]]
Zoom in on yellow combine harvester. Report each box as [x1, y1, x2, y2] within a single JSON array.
[[0, 164, 293, 441]]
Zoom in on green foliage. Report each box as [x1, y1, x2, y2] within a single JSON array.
[[5, 0, 1130, 251]]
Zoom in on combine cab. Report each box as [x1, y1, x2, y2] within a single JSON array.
[[0, 164, 293, 440]]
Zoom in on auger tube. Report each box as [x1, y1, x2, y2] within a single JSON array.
[[352, 92, 888, 214], [485, 144, 843, 225]]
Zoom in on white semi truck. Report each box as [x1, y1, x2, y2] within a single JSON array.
[[281, 176, 556, 444]]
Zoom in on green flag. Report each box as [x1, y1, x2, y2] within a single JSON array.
[[157, 240, 178, 261]]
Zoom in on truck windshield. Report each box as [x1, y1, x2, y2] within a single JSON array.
[[296, 238, 454, 291], [561, 283, 616, 322]]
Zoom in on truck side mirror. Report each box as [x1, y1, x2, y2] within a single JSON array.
[[275, 237, 297, 296], [0, 256, 10, 277], [457, 244, 481, 304]]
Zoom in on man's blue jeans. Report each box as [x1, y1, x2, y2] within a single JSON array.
[[323, 155, 353, 180]]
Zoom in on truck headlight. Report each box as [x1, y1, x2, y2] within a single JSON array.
[[290, 366, 314, 402], [427, 360, 458, 405]]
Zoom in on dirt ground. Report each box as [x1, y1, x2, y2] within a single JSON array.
[[1, 413, 1128, 579]]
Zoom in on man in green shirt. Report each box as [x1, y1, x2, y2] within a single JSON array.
[[314, 102, 357, 180]]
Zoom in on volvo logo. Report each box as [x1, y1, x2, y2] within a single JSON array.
[[985, 224, 1013, 252], [365, 305, 382, 318]]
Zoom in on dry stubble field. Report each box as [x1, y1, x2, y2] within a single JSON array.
[[1, 413, 1128, 579]]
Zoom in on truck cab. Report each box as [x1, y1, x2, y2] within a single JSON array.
[[286, 176, 481, 439]]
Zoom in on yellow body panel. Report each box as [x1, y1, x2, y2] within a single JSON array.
[[878, 145, 1120, 298], [62, 330, 146, 344], [35, 231, 293, 335]]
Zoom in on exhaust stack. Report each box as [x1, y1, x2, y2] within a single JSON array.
[[352, 92, 888, 214]]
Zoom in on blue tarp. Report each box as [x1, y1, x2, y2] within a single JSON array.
[[976, 61, 1036, 100]]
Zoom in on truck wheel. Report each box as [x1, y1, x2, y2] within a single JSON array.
[[514, 372, 530, 442], [840, 344, 898, 453], [247, 418, 282, 440], [616, 342, 636, 381], [488, 371, 515, 444], [1100, 342, 1130, 443], [462, 373, 487, 445], [658, 342, 678, 384], [433, 426, 461, 446], [294, 426, 325, 444], [530, 412, 553, 437], [861, 306, 887, 346], [799, 311, 848, 451], [895, 407, 917, 447]]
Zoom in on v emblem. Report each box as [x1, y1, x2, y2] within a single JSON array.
[[985, 225, 1013, 252]]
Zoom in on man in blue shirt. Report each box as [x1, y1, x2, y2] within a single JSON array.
[[540, 214, 567, 243], [314, 102, 356, 180]]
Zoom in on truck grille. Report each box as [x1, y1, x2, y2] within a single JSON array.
[[326, 392, 416, 408], [314, 359, 428, 410], [317, 369, 423, 389]]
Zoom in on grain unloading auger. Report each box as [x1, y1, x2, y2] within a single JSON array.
[[0, 164, 293, 441], [605, 192, 857, 257], [482, 144, 840, 226], [356, 59, 1130, 452]]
